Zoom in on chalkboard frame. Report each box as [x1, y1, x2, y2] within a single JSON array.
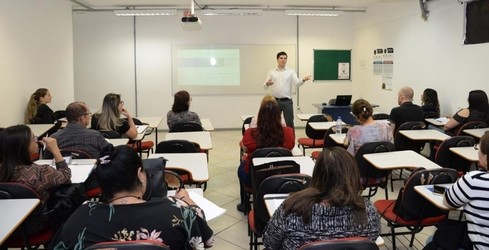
[[313, 49, 351, 81]]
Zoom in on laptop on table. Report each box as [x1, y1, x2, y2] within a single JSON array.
[[329, 95, 352, 106]]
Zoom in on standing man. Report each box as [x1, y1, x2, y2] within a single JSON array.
[[388, 86, 424, 133], [264, 51, 311, 129]]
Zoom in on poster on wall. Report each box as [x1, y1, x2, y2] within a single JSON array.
[[338, 62, 350, 79], [373, 49, 383, 75], [382, 48, 394, 91]]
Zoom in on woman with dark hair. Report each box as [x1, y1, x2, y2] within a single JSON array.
[[344, 99, 393, 155], [263, 147, 380, 249], [25, 88, 56, 124], [91, 93, 137, 139], [52, 145, 214, 249], [421, 88, 440, 118], [444, 90, 489, 135], [167, 90, 201, 130], [236, 99, 295, 212], [0, 125, 71, 202]]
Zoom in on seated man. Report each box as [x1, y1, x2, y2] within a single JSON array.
[[389, 86, 424, 133], [48, 101, 110, 158]]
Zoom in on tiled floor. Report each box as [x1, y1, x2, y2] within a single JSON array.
[[155, 128, 440, 250]]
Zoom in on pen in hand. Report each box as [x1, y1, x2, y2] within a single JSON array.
[[43, 134, 48, 151]]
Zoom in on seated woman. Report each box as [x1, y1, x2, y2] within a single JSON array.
[[344, 99, 393, 155], [167, 90, 202, 130], [25, 88, 56, 124], [444, 90, 489, 135], [263, 147, 380, 249], [442, 131, 489, 248], [51, 145, 214, 249], [249, 95, 286, 128], [237, 99, 295, 212], [421, 88, 440, 118], [0, 124, 71, 203], [91, 93, 138, 139]]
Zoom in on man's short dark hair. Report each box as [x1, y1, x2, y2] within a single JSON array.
[[65, 102, 88, 123], [277, 51, 287, 59]]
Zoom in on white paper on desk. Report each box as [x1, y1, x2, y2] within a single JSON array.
[[435, 117, 448, 124], [188, 191, 226, 221]]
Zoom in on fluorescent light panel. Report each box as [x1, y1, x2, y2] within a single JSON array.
[[114, 9, 177, 16], [284, 10, 343, 17], [201, 9, 263, 16]]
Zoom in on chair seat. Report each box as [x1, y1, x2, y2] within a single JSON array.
[[129, 141, 154, 150], [5, 226, 54, 248], [85, 187, 102, 199], [248, 210, 260, 235], [374, 200, 446, 226], [298, 138, 324, 148]]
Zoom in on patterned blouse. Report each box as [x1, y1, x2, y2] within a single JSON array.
[[166, 110, 201, 130], [345, 122, 393, 155], [52, 197, 213, 250], [263, 198, 380, 250]]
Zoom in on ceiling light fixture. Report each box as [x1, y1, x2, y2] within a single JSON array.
[[284, 10, 343, 17], [201, 9, 263, 16], [114, 9, 177, 16]]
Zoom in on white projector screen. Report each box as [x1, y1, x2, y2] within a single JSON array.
[[171, 44, 297, 95]]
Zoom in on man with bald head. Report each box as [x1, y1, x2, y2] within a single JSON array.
[[388, 86, 424, 133], [49, 101, 110, 158]]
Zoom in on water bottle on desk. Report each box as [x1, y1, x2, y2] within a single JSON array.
[[336, 116, 342, 134]]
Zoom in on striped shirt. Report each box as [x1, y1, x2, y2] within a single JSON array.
[[445, 170, 489, 249]]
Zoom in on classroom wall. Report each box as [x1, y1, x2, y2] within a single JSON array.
[[72, 11, 354, 129], [0, 1, 74, 127], [351, 1, 489, 116]]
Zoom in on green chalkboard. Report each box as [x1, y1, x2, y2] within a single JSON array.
[[313, 50, 351, 81]]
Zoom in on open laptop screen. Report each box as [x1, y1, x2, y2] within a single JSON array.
[[334, 95, 352, 106]]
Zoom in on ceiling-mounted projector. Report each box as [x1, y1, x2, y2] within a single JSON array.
[[181, 16, 202, 30]]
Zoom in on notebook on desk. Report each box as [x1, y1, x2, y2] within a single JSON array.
[[331, 95, 352, 106]]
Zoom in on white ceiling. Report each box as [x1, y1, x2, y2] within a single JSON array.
[[71, 0, 410, 10]]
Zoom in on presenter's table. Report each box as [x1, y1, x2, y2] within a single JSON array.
[[312, 104, 357, 125]]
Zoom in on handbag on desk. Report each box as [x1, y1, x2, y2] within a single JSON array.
[[142, 157, 168, 200]]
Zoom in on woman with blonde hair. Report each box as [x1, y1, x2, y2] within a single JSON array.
[[249, 95, 286, 128], [263, 147, 380, 249], [91, 93, 137, 139], [25, 88, 56, 124]]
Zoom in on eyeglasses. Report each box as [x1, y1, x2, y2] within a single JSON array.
[[119, 101, 124, 105], [474, 143, 479, 150], [84, 112, 92, 116]]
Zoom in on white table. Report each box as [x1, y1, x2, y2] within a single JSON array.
[[0, 199, 40, 245], [399, 129, 450, 141], [252, 156, 315, 176], [149, 153, 209, 182], [263, 193, 384, 246], [200, 118, 214, 131], [106, 138, 129, 147], [35, 159, 96, 183], [165, 131, 213, 150], [450, 146, 479, 162], [296, 113, 317, 121], [414, 184, 457, 210], [26, 124, 55, 136], [463, 128, 489, 139], [425, 118, 448, 127], [309, 121, 345, 131], [363, 150, 442, 170], [329, 133, 346, 145], [137, 116, 164, 144]]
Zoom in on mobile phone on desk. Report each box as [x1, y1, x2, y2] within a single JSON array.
[[433, 185, 447, 195]]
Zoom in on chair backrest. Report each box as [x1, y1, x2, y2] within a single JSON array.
[[155, 140, 198, 153], [242, 116, 254, 135], [169, 122, 204, 132], [253, 173, 311, 236], [142, 158, 168, 199], [99, 130, 122, 139], [60, 148, 93, 159], [305, 115, 329, 140], [355, 141, 396, 187], [0, 182, 46, 236], [456, 121, 488, 136], [372, 113, 390, 120], [298, 237, 379, 250], [250, 147, 293, 158], [84, 240, 170, 250], [53, 110, 66, 120], [400, 168, 458, 220], [434, 136, 475, 173], [394, 121, 426, 152]]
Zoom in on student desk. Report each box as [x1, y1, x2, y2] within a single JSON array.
[[149, 153, 209, 182], [165, 131, 213, 150], [106, 138, 129, 147], [309, 121, 346, 131], [296, 113, 317, 121], [200, 118, 214, 131], [262, 194, 385, 247], [329, 133, 346, 145], [414, 183, 457, 210], [0, 199, 40, 245], [399, 129, 450, 141], [252, 156, 315, 176], [26, 124, 55, 137], [167, 188, 225, 221], [35, 159, 96, 183], [450, 146, 479, 162], [363, 150, 442, 170], [137, 117, 163, 144], [312, 104, 357, 125], [463, 128, 489, 139], [425, 117, 448, 127]]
